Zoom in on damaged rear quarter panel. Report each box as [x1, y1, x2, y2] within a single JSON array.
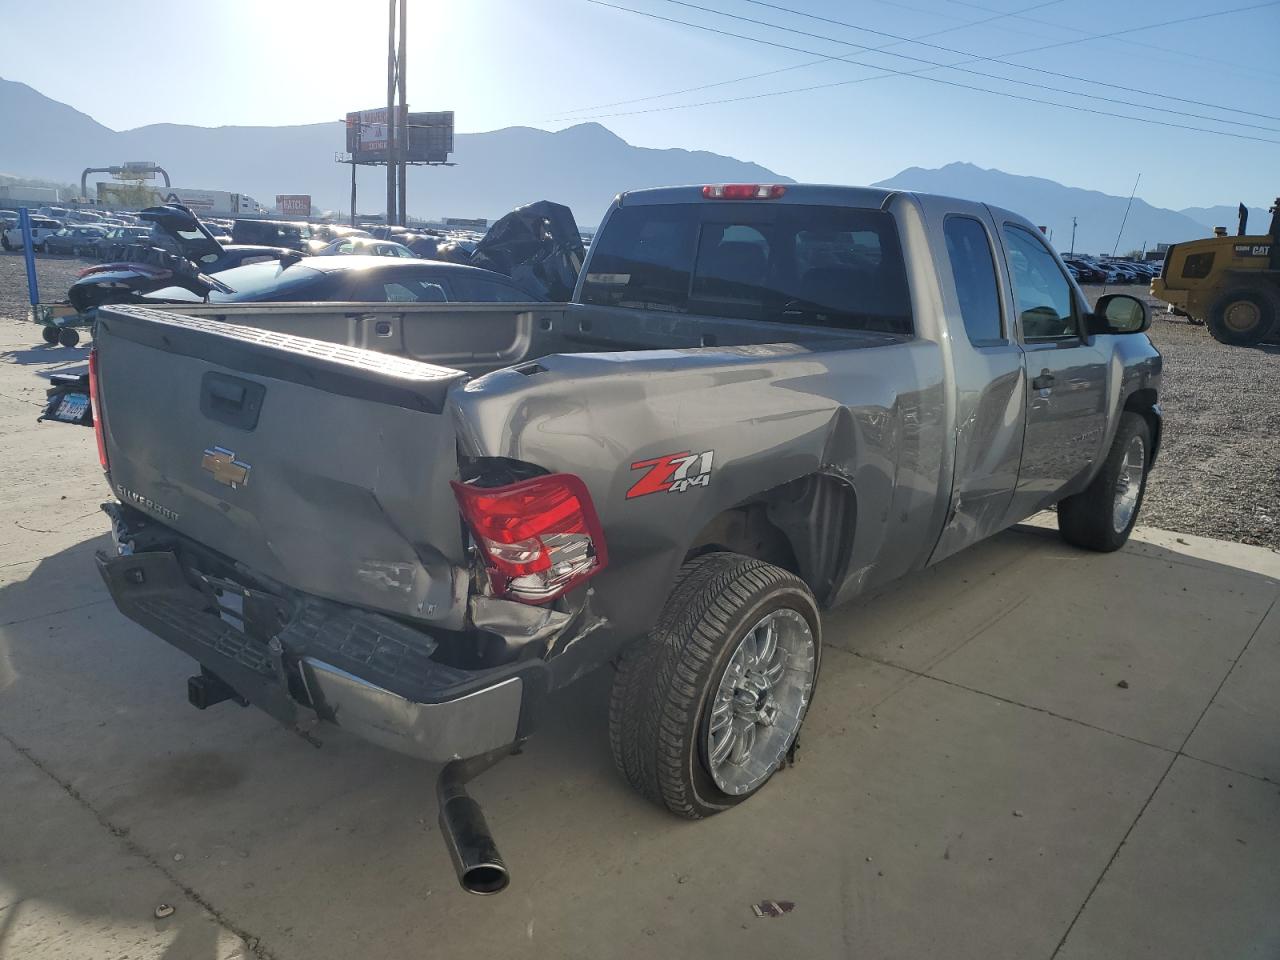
[[451, 337, 947, 683]]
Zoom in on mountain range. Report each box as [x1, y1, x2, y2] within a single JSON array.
[[0, 77, 1268, 251], [872, 164, 1270, 256]]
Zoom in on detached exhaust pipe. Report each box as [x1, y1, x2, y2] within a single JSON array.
[[436, 755, 510, 895]]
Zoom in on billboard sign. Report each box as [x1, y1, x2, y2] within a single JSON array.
[[276, 194, 312, 216], [346, 108, 453, 164], [406, 111, 454, 163], [346, 108, 396, 163], [113, 161, 158, 181]]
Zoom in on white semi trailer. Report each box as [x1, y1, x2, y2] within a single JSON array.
[[96, 183, 266, 215]]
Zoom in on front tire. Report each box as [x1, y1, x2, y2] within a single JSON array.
[[1207, 286, 1277, 346], [1058, 412, 1151, 552], [609, 553, 821, 818], [57, 327, 80, 348]]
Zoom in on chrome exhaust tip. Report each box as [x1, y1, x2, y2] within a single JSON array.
[[437, 758, 509, 895]]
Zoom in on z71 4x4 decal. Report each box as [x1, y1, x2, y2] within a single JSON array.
[[626, 450, 715, 499]]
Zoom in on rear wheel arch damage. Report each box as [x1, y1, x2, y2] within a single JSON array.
[[1123, 387, 1161, 466], [681, 473, 857, 608]]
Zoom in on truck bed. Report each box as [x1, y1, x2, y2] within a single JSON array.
[[141, 299, 881, 375]]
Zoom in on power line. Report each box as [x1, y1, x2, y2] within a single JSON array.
[[571, 0, 1280, 145], [944, 0, 1280, 83], [562, 0, 1062, 115], [564, 0, 1280, 127], [685, 0, 1280, 125]]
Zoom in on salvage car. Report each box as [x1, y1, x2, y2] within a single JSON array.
[[1, 214, 63, 251], [85, 183, 1160, 894], [230, 218, 320, 253], [68, 205, 299, 312], [95, 226, 152, 258], [316, 237, 417, 258], [144, 256, 544, 303], [42, 224, 110, 255]]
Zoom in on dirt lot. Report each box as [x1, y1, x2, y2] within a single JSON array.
[[1084, 284, 1278, 550], [1, 252, 1276, 549]]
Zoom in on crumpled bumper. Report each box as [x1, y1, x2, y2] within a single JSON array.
[[96, 547, 547, 763]]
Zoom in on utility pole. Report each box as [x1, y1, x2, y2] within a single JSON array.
[[397, 0, 408, 226], [386, 0, 397, 226], [1070, 216, 1077, 256], [350, 160, 357, 226]]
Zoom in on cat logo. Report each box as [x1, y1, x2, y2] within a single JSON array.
[[201, 447, 251, 489]]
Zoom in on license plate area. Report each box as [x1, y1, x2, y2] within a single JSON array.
[[47, 392, 91, 424]]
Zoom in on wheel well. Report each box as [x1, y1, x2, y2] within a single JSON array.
[[1123, 388, 1161, 464], [684, 474, 856, 605]]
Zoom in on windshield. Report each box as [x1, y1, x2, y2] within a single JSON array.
[[145, 262, 330, 303], [581, 202, 912, 334]]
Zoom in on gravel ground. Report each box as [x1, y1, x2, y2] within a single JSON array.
[[1088, 284, 1278, 551], [1, 252, 1276, 549]]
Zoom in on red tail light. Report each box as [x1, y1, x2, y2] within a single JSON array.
[[702, 183, 786, 200], [451, 473, 608, 604], [88, 347, 108, 471]]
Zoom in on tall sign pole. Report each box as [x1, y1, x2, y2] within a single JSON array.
[[386, 0, 398, 225], [397, 0, 408, 226]]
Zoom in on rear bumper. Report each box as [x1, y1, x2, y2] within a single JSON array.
[[96, 540, 547, 763]]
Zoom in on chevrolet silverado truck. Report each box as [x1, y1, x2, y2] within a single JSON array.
[[88, 184, 1162, 894]]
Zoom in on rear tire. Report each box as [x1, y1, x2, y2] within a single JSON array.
[[41, 325, 59, 344], [1206, 286, 1277, 346], [1058, 412, 1151, 552], [608, 553, 820, 818]]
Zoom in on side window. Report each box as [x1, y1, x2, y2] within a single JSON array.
[[1002, 224, 1077, 340], [943, 216, 1003, 345]]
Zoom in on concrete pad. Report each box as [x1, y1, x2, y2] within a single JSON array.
[[2, 331, 1277, 957], [926, 536, 1276, 749], [0, 534, 110, 626], [0, 741, 248, 959], [1183, 599, 1280, 783], [822, 529, 1040, 672], [0, 585, 1171, 960], [1056, 756, 1280, 960]]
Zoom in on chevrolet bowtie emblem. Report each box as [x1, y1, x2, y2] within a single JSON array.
[[201, 447, 251, 489]]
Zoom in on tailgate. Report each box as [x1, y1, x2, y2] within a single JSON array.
[[94, 304, 471, 628]]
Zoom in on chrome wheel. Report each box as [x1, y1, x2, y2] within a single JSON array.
[[1112, 434, 1146, 533], [704, 608, 816, 796], [1223, 299, 1262, 334]]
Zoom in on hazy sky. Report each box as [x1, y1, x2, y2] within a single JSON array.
[[3, 0, 1278, 210]]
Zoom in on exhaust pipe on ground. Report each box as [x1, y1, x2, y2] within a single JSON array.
[[436, 754, 510, 895]]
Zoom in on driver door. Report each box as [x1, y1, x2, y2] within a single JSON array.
[[998, 221, 1109, 523]]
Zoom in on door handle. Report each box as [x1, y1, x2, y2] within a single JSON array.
[[1031, 370, 1055, 391]]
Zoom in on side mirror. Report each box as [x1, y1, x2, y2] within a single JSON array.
[[1090, 293, 1150, 335]]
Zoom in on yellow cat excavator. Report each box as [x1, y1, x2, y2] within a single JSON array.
[[1151, 199, 1280, 345]]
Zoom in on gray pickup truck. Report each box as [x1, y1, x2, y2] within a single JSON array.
[[89, 184, 1161, 893]]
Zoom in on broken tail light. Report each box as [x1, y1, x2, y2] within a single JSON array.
[[702, 184, 787, 200], [89, 347, 108, 471], [451, 473, 608, 604]]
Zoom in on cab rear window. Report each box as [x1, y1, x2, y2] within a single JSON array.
[[581, 202, 912, 334]]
